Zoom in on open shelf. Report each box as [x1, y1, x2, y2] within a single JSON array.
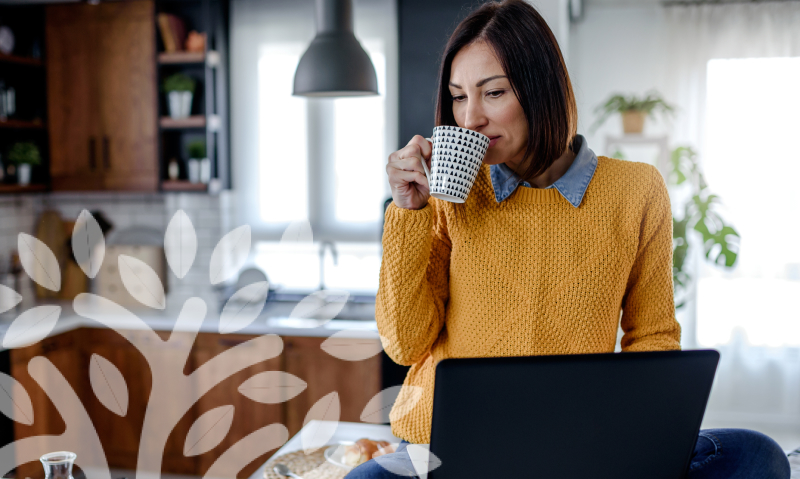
[[0, 53, 44, 67], [161, 180, 207, 192], [160, 115, 205, 129], [0, 119, 46, 129], [158, 51, 205, 64], [0, 183, 47, 193]]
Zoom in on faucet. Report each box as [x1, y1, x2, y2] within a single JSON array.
[[319, 240, 338, 290]]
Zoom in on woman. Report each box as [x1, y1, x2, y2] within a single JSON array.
[[346, 1, 790, 478]]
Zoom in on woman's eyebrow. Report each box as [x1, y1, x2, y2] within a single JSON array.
[[449, 75, 507, 89]]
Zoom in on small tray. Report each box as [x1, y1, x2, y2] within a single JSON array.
[[263, 448, 349, 479]]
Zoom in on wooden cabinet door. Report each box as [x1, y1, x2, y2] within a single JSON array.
[[94, 0, 158, 191], [10, 330, 88, 479], [191, 333, 284, 478], [82, 329, 151, 471], [283, 336, 382, 438], [46, 4, 104, 191]]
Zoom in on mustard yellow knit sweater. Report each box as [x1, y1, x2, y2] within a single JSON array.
[[376, 156, 682, 445]]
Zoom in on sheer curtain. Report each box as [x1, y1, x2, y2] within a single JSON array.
[[664, 2, 800, 449], [228, 0, 397, 293], [230, 0, 397, 241]]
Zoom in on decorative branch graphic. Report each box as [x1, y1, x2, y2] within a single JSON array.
[[0, 209, 442, 478], [0, 357, 110, 479]]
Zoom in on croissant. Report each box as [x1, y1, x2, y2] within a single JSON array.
[[342, 438, 391, 466]]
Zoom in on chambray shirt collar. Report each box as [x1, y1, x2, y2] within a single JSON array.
[[490, 134, 598, 207]]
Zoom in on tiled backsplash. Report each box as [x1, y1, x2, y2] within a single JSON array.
[[0, 191, 235, 313]]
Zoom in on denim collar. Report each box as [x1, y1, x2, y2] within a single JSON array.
[[489, 134, 598, 207]]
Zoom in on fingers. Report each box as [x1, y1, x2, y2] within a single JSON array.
[[389, 157, 426, 175], [388, 136, 432, 167], [407, 135, 432, 160], [392, 168, 428, 189]]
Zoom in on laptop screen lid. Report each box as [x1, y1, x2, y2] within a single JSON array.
[[427, 349, 719, 479]]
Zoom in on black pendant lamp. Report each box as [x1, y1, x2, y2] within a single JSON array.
[[293, 0, 379, 97]]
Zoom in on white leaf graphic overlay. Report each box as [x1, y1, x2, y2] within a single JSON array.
[[118, 254, 166, 309], [372, 444, 442, 478], [373, 450, 420, 477], [0, 372, 34, 425], [289, 290, 349, 325], [408, 444, 442, 479], [164, 209, 197, 279], [184, 405, 235, 457], [280, 220, 313, 243], [209, 225, 251, 285], [72, 209, 105, 279], [301, 392, 340, 454], [218, 281, 269, 334], [2, 305, 61, 349], [89, 354, 129, 417], [320, 332, 384, 361], [18, 233, 61, 291], [0, 285, 22, 314], [237, 371, 307, 404], [360, 385, 424, 424]]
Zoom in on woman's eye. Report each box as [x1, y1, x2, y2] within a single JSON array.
[[487, 90, 504, 98], [451, 95, 465, 102]]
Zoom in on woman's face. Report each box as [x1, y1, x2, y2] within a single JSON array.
[[449, 41, 528, 171]]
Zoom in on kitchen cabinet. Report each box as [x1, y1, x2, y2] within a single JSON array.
[[10, 329, 86, 479], [46, 0, 158, 191], [191, 333, 284, 477], [283, 336, 382, 438], [82, 328, 198, 474], [9, 328, 382, 478]]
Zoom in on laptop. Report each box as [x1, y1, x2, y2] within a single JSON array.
[[427, 349, 719, 479]]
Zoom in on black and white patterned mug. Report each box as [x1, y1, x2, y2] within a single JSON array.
[[420, 125, 490, 203]]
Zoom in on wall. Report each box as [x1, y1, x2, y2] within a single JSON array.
[[568, 0, 672, 154], [0, 192, 231, 313]]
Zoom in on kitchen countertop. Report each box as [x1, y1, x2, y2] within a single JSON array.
[[248, 420, 403, 479], [0, 295, 379, 351]]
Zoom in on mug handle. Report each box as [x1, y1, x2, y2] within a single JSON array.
[[420, 137, 432, 181]]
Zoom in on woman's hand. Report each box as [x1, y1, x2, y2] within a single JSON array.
[[387, 135, 432, 210]]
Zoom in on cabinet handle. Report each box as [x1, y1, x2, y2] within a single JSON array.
[[102, 136, 110, 169], [88, 136, 96, 170]]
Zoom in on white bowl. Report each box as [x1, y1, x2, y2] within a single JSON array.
[[324, 441, 355, 470]]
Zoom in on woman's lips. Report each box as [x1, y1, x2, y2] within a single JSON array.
[[488, 136, 500, 147]]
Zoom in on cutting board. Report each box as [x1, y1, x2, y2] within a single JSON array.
[[34, 210, 67, 299], [59, 220, 88, 300], [96, 245, 166, 308]]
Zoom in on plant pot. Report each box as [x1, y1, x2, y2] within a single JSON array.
[[199, 158, 211, 184], [621, 110, 646, 134], [187, 158, 201, 183], [168, 91, 193, 119], [17, 163, 31, 186]]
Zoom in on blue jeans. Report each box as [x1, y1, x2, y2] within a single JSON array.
[[344, 428, 790, 478]]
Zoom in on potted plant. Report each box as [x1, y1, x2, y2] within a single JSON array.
[[187, 139, 207, 183], [163, 73, 196, 119], [8, 141, 41, 186], [668, 146, 740, 309], [589, 90, 676, 134]]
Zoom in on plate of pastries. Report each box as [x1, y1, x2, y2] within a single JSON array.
[[325, 438, 399, 469]]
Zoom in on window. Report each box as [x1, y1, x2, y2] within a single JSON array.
[[256, 41, 391, 239], [696, 56, 800, 348], [232, 0, 397, 292], [334, 48, 387, 224], [258, 44, 308, 223]]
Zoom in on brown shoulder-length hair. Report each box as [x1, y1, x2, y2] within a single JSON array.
[[435, 0, 579, 183]]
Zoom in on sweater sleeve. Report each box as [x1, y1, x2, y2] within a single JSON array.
[[620, 166, 682, 352], [375, 199, 451, 366]]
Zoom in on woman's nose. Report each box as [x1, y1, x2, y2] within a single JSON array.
[[463, 99, 487, 131]]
